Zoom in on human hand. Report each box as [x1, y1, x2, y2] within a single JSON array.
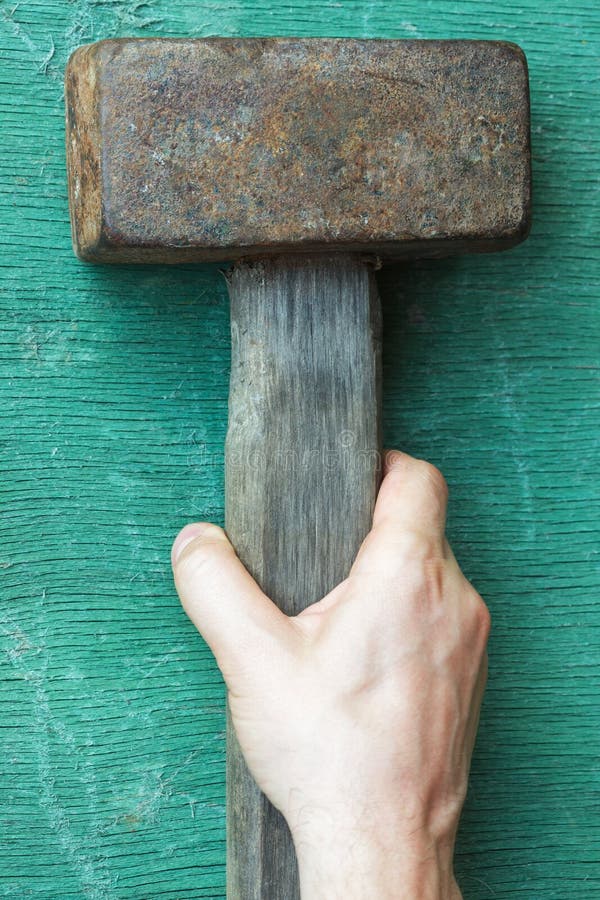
[[172, 451, 490, 899]]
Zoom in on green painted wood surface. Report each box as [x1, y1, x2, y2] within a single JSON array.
[[0, 0, 598, 897]]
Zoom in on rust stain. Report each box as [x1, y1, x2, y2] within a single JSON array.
[[65, 38, 531, 263]]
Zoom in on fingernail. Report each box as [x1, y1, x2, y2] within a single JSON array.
[[171, 524, 207, 566]]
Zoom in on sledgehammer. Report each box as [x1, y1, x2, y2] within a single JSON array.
[[65, 37, 531, 899]]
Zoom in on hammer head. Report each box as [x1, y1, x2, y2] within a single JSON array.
[[65, 38, 531, 263]]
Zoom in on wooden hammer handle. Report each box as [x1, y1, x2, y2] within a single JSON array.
[[225, 255, 382, 899]]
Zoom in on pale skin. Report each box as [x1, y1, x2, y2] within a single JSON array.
[[171, 450, 491, 899]]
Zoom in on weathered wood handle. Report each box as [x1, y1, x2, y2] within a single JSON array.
[[225, 254, 382, 900]]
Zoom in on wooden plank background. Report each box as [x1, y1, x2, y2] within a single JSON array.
[[1, 1, 598, 897]]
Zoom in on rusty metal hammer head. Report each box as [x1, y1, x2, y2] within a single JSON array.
[[65, 38, 531, 264]]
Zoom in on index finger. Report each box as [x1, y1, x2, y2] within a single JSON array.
[[350, 450, 449, 577], [373, 450, 449, 535]]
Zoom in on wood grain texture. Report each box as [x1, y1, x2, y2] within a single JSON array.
[[0, 1, 598, 898], [225, 256, 381, 899]]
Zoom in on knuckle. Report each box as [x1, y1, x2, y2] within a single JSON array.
[[470, 592, 491, 640], [417, 460, 449, 500], [390, 528, 444, 566]]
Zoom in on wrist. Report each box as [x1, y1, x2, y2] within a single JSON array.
[[291, 815, 461, 900]]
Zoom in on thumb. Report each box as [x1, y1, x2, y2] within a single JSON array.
[[172, 523, 293, 682]]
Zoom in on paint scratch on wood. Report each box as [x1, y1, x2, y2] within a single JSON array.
[[1, 6, 60, 79], [84, 0, 164, 31], [2, 612, 117, 899]]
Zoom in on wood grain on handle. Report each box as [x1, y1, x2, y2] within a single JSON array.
[[225, 255, 382, 899]]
